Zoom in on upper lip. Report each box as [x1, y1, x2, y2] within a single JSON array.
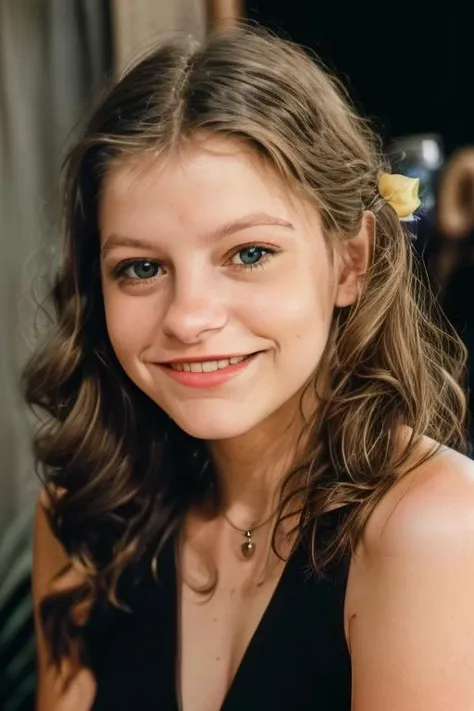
[[160, 352, 257, 365]]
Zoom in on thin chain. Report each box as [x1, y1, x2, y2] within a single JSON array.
[[223, 505, 279, 534], [197, 454, 281, 536]]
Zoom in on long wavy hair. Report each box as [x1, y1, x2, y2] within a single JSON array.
[[24, 24, 467, 665]]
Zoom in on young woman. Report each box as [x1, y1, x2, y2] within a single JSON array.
[[26, 25, 474, 711]]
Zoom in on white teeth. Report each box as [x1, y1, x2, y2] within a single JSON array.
[[169, 355, 249, 372]]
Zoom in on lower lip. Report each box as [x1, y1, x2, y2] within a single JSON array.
[[158, 354, 259, 389]]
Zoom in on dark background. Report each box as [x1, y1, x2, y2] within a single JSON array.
[[247, 2, 474, 155]]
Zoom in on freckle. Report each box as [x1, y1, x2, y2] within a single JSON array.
[[213, 617, 217, 622], [216, 657, 221, 661], [230, 588, 236, 596]]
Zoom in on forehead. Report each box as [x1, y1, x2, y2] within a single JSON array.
[[99, 136, 321, 241]]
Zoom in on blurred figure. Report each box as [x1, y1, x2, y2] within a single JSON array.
[[437, 147, 474, 282]]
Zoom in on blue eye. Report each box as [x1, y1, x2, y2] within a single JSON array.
[[231, 246, 270, 267], [118, 260, 161, 280]]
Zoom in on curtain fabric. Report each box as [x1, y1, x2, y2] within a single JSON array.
[[111, 0, 205, 74], [0, 2, 110, 708], [0, 0, 111, 536]]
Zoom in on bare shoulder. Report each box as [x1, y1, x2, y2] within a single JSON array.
[[34, 488, 85, 599], [362, 439, 474, 558], [346, 438, 474, 710], [34, 489, 95, 711]]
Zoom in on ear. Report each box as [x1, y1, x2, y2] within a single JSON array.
[[334, 211, 374, 308]]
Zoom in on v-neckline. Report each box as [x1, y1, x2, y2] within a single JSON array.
[[169, 535, 307, 711]]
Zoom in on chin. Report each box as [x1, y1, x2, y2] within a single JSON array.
[[161, 401, 266, 441], [169, 416, 254, 441]]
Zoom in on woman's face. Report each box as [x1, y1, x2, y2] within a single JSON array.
[[99, 136, 366, 440]]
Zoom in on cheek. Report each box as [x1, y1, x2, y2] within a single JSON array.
[[252, 267, 334, 382], [246, 267, 334, 341], [102, 287, 158, 363]]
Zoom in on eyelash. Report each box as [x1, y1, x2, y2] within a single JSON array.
[[111, 244, 279, 284]]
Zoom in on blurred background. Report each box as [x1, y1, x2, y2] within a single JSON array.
[[1, 1, 474, 708]]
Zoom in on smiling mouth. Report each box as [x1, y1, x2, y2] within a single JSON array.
[[165, 354, 253, 373]]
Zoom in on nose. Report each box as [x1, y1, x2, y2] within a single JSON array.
[[161, 271, 228, 345]]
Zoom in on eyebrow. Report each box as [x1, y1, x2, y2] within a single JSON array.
[[100, 212, 295, 257]]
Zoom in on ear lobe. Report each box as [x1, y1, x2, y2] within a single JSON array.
[[335, 211, 374, 308]]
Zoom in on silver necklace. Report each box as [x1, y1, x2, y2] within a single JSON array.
[[223, 508, 279, 559]]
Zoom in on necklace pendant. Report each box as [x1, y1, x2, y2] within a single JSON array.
[[241, 531, 255, 559]]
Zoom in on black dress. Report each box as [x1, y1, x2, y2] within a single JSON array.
[[83, 534, 352, 710]]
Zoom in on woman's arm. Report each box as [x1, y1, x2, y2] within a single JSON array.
[[205, 0, 244, 32], [350, 448, 474, 710], [33, 491, 96, 711]]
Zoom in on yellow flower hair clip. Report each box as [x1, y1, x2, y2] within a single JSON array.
[[378, 173, 421, 219]]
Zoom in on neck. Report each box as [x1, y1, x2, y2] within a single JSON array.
[[207, 395, 311, 529]]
